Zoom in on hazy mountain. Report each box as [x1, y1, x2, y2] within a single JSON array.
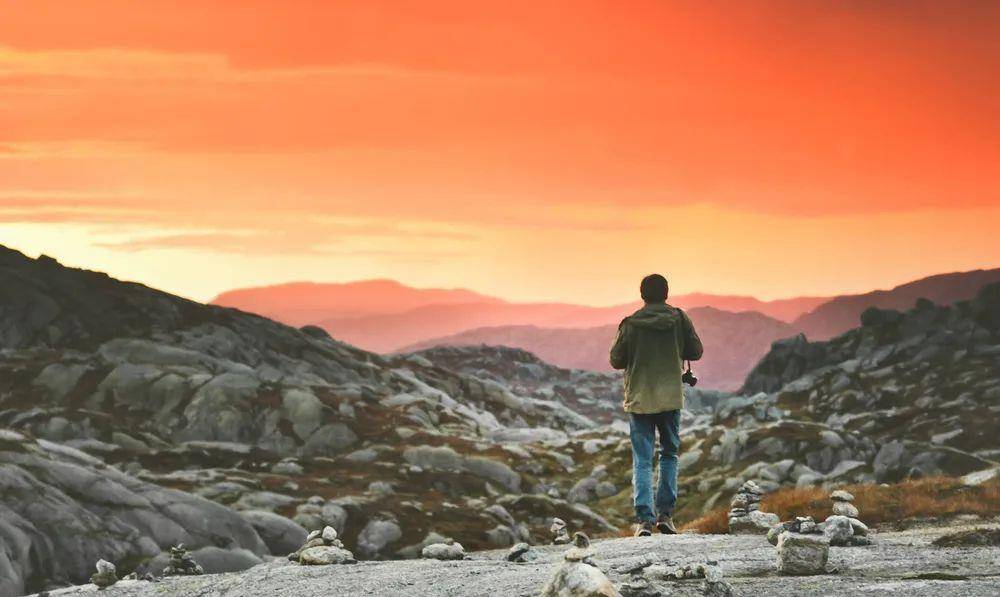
[[792, 268, 1000, 340], [402, 306, 801, 391], [672, 293, 829, 322], [213, 281, 825, 353], [211, 279, 502, 327]]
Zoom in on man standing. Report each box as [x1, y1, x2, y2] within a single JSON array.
[[610, 274, 703, 536]]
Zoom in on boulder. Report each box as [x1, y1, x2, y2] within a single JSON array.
[[776, 532, 829, 575], [823, 515, 855, 546], [356, 519, 403, 559], [240, 510, 308, 555]]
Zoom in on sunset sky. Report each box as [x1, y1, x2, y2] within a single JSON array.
[[2, 1, 998, 305]]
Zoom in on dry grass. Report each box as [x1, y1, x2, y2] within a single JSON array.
[[680, 476, 1000, 534]]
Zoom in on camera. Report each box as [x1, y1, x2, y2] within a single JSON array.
[[682, 368, 698, 387]]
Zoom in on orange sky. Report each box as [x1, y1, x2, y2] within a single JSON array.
[[1, 1, 998, 305]]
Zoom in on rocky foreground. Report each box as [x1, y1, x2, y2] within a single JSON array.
[[32, 521, 1000, 596]]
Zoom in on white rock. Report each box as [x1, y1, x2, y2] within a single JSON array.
[[321, 526, 338, 542], [421, 542, 466, 560], [540, 561, 620, 597], [829, 489, 855, 502], [832, 501, 859, 518]]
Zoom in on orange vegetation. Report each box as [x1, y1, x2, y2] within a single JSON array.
[[681, 476, 1000, 534]]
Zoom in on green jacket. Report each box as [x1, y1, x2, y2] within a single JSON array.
[[609, 302, 703, 413]]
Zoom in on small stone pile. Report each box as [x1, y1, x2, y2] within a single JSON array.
[[162, 545, 204, 576], [767, 516, 816, 545], [551, 517, 571, 544], [728, 480, 779, 534], [507, 542, 540, 563], [830, 490, 859, 517], [421, 539, 466, 560], [90, 559, 117, 590], [826, 490, 870, 546], [540, 533, 619, 597], [621, 561, 733, 597], [289, 526, 357, 565]]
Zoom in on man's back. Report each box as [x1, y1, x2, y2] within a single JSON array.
[[610, 302, 702, 413]]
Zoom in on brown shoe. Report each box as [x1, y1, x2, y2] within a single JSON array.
[[634, 521, 653, 537], [656, 515, 678, 534]]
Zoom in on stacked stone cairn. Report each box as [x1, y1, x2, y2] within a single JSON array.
[[618, 559, 733, 597], [289, 526, 357, 565], [540, 532, 619, 597], [826, 490, 870, 546], [551, 517, 571, 544], [507, 542, 540, 563], [728, 480, 779, 534], [90, 559, 117, 590], [162, 545, 204, 576], [421, 539, 467, 560]]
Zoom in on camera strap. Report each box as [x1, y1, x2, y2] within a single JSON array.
[[684, 360, 692, 373]]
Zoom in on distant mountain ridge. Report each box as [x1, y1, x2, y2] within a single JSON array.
[[212, 280, 829, 353], [793, 268, 1000, 340], [401, 306, 801, 391], [212, 279, 500, 327]]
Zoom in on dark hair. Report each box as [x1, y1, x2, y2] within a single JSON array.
[[640, 274, 668, 303]]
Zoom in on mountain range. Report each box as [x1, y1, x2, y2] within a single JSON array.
[[213, 267, 1000, 390]]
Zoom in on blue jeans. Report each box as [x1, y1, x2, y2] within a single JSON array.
[[629, 410, 681, 523]]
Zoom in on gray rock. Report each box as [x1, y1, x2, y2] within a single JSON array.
[[299, 545, 355, 565], [421, 542, 466, 560], [829, 489, 855, 502], [824, 515, 856, 546], [776, 531, 829, 575], [848, 517, 869, 536], [269, 460, 304, 475], [320, 502, 349, 535], [832, 501, 859, 518], [239, 510, 308, 556], [540, 535, 618, 597], [90, 559, 118, 589], [729, 510, 779, 534], [507, 542, 540, 563], [357, 519, 403, 559]]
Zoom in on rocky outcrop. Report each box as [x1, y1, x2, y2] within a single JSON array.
[[0, 248, 624, 593], [0, 430, 266, 596]]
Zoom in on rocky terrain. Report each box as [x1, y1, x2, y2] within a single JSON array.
[[1, 244, 998, 596], [29, 521, 1000, 596], [0, 246, 621, 595]]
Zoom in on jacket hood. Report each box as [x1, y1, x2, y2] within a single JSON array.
[[628, 302, 680, 330]]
